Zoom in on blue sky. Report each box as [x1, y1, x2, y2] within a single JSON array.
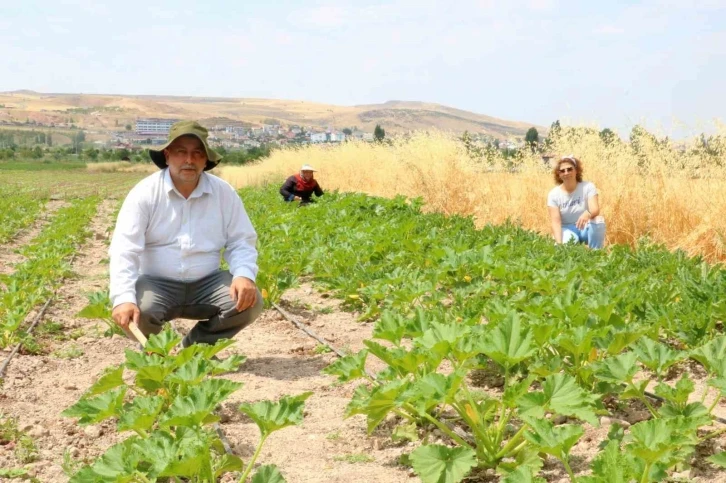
[[2, 0, 724, 136]]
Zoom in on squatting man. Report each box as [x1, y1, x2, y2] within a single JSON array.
[[109, 120, 263, 347]]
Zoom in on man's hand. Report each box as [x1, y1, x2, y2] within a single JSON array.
[[230, 277, 257, 312], [112, 302, 140, 330], [294, 196, 302, 201]]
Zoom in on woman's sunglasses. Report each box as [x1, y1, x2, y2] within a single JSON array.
[[558, 167, 574, 174]]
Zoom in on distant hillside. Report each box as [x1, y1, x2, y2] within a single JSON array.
[[0, 90, 540, 139]]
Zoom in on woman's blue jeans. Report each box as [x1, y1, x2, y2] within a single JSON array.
[[562, 222, 606, 249]]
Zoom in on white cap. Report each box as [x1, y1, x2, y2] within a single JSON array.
[[301, 164, 317, 172]]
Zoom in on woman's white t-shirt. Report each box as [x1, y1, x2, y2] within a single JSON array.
[[547, 181, 597, 225]]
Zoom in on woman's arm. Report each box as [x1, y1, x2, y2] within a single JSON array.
[[548, 206, 563, 244], [575, 194, 600, 230], [587, 194, 600, 217]]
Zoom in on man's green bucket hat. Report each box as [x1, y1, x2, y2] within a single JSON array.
[[148, 120, 222, 171]]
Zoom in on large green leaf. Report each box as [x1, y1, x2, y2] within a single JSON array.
[[167, 357, 211, 386], [238, 392, 312, 437], [626, 418, 695, 466], [214, 454, 244, 478], [401, 371, 464, 413], [117, 396, 164, 433], [70, 438, 139, 482], [418, 322, 470, 359], [592, 351, 639, 384], [523, 417, 584, 459], [501, 465, 545, 483], [160, 379, 242, 428], [62, 387, 127, 425], [653, 373, 694, 406], [480, 313, 536, 368], [251, 464, 287, 483], [144, 327, 182, 356], [133, 427, 211, 478], [708, 451, 726, 468], [85, 365, 125, 397], [322, 350, 368, 382], [209, 354, 246, 375], [518, 373, 600, 425], [364, 340, 436, 376], [409, 444, 476, 483], [346, 380, 409, 433], [578, 440, 638, 483], [372, 311, 407, 345], [631, 338, 685, 377], [690, 336, 726, 376]]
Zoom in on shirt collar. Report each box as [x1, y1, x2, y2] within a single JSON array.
[[163, 169, 211, 199]]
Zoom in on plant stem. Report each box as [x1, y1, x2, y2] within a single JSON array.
[[702, 426, 726, 441], [561, 456, 576, 482], [495, 424, 527, 460], [418, 411, 473, 450], [451, 400, 495, 456], [457, 385, 497, 453], [239, 434, 268, 482], [640, 463, 652, 483], [708, 393, 721, 415], [134, 473, 152, 483], [391, 408, 416, 423]]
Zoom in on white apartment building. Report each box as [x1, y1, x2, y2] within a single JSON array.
[[135, 118, 179, 135]]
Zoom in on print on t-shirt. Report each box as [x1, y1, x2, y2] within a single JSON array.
[[547, 181, 597, 225]]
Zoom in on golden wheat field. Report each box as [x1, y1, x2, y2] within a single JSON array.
[[219, 127, 726, 262]]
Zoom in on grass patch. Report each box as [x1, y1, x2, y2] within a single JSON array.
[[0, 161, 86, 171], [0, 414, 39, 464], [333, 453, 375, 464], [52, 344, 84, 359], [314, 344, 332, 354]]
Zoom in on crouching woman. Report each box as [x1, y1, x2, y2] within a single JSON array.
[[547, 155, 606, 248]]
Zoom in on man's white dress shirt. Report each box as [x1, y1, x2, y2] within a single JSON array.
[[109, 169, 258, 308]]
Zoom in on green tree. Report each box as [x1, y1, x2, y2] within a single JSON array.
[[599, 128, 617, 146], [525, 127, 539, 152], [125, 124, 132, 131], [71, 130, 86, 154], [374, 124, 385, 142], [342, 128, 353, 136]]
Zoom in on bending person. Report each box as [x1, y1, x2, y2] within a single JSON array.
[[547, 155, 606, 249], [280, 164, 324, 205]]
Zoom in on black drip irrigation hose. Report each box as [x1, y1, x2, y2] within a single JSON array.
[[0, 252, 78, 380], [272, 302, 348, 358], [0, 297, 54, 379]]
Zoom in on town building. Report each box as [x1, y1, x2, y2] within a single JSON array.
[[135, 118, 179, 135]]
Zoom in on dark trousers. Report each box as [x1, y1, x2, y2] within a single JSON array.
[[135, 269, 263, 347]]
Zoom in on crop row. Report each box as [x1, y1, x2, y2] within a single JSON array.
[[0, 189, 47, 243], [241, 186, 726, 482], [62, 328, 309, 482], [0, 196, 99, 349]]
